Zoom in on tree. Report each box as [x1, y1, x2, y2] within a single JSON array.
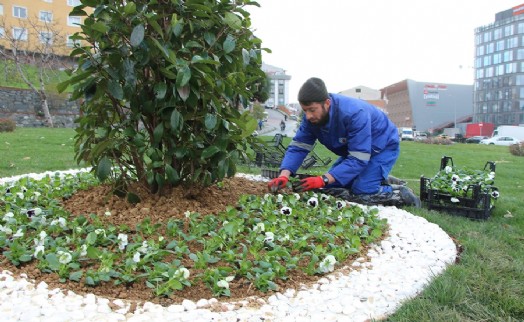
[[59, 0, 268, 196], [0, 17, 68, 127]]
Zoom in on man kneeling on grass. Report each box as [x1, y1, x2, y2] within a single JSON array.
[[267, 77, 420, 208]]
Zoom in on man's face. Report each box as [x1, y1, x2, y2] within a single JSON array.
[[300, 99, 330, 125]]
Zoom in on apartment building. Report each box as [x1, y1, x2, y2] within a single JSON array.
[[474, 3, 524, 126], [261, 63, 292, 108], [0, 0, 86, 56]]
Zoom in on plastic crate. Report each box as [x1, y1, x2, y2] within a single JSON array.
[[419, 156, 496, 220]]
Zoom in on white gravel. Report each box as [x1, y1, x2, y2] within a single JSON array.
[[0, 171, 457, 322]]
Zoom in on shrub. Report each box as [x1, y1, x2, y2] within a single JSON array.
[[59, 1, 268, 195], [509, 142, 524, 156], [0, 118, 16, 132]]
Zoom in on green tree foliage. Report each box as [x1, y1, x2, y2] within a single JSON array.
[[58, 0, 268, 195]]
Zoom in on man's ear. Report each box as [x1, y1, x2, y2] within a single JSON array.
[[325, 98, 331, 109]]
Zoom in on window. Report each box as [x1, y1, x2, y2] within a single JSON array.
[[40, 11, 52, 22], [66, 35, 80, 47], [503, 50, 513, 62], [494, 28, 503, 40], [496, 65, 505, 76], [486, 43, 494, 54], [67, 0, 81, 6], [12, 27, 28, 41], [506, 36, 518, 49], [13, 6, 27, 18], [477, 45, 484, 56], [504, 25, 514, 37], [0, 27, 4, 38], [496, 40, 504, 51], [0, 4, 3, 15], [39, 31, 53, 45], [68, 16, 81, 26], [483, 31, 492, 43], [493, 53, 502, 64], [483, 55, 491, 66], [506, 63, 516, 74]]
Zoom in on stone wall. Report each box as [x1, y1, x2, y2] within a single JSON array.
[[0, 86, 80, 128]]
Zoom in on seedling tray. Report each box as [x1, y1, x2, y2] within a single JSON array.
[[419, 156, 496, 220]]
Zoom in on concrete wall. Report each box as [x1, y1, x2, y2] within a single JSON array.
[[0, 87, 79, 128]]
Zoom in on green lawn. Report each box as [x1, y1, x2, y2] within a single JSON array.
[[1, 128, 523, 320]]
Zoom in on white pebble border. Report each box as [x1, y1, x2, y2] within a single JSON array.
[[0, 171, 457, 322]]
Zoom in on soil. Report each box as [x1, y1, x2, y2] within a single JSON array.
[[1, 176, 371, 308]]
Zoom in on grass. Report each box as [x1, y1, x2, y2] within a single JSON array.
[[0, 60, 69, 91], [1, 129, 524, 321]]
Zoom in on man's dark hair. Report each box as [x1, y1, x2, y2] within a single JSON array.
[[298, 77, 329, 105]]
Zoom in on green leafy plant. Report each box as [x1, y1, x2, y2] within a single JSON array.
[[58, 0, 268, 195], [0, 171, 387, 297], [427, 164, 499, 206]]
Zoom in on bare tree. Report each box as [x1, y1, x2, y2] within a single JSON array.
[[0, 16, 69, 127]]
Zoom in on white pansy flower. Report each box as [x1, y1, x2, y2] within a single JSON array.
[[138, 241, 149, 253], [450, 197, 460, 203], [217, 280, 229, 289], [264, 232, 274, 243], [95, 228, 105, 236], [13, 229, 24, 238], [32, 192, 41, 200], [175, 267, 190, 279], [184, 211, 191, 218], [253, 222, 265, 232], [336, 200, 346, 209], [117, 233, 128, 251], [16, 192, 24, 199], [451, 174, 460, 182], [280, 207, 292, 216], [319, 255, 337, 273], [34, 245, 45, 257], [320, 193, 330, 201], [80, 244, 88, 257], [133, 252, 141, 263], [445, 166, 452, 173], [491, 190, 500, 199], [264, 193, 271, 201], [158, 236, 164, 242], [3, 212, 14, 221], [104, 210, 111, 216], [294, 193, 300, 200], [356, 216, 365, 225], [280, 234, 290, 242], [39, 231, 47, 240], [222, 220, 229, 226], [307, 197, 318, 208], [50, 217, 67, 229], [277, 194, 283, 203], [0, 225, 12, 235], [488, 172, 495, 179], [57, 251, 72, 265]]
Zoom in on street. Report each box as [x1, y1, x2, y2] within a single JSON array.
[[259, 108, 299, 137]]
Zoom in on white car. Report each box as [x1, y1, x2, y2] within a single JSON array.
[[479, 136, 521, 146]]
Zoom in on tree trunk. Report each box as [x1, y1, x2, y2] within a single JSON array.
[[40, 93, 54, 127]]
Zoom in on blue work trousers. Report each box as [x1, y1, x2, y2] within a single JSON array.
[[327, 145, 399, 195]]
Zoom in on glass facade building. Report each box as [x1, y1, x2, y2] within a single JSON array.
[[474, 3, 524, 126]]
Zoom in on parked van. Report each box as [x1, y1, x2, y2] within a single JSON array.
[[398, 127, 414, 141]]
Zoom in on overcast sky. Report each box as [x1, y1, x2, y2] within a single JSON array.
[[248, 0, 520, 102]]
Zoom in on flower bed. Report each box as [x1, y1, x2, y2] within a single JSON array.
[[419, 156, 499, 220]]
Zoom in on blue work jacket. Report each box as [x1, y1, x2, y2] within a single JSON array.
[[280, 93, 399, 186]]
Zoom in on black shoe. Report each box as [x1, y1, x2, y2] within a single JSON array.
[[395, 185, 421, 208], [387, 175, 407, 186]]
